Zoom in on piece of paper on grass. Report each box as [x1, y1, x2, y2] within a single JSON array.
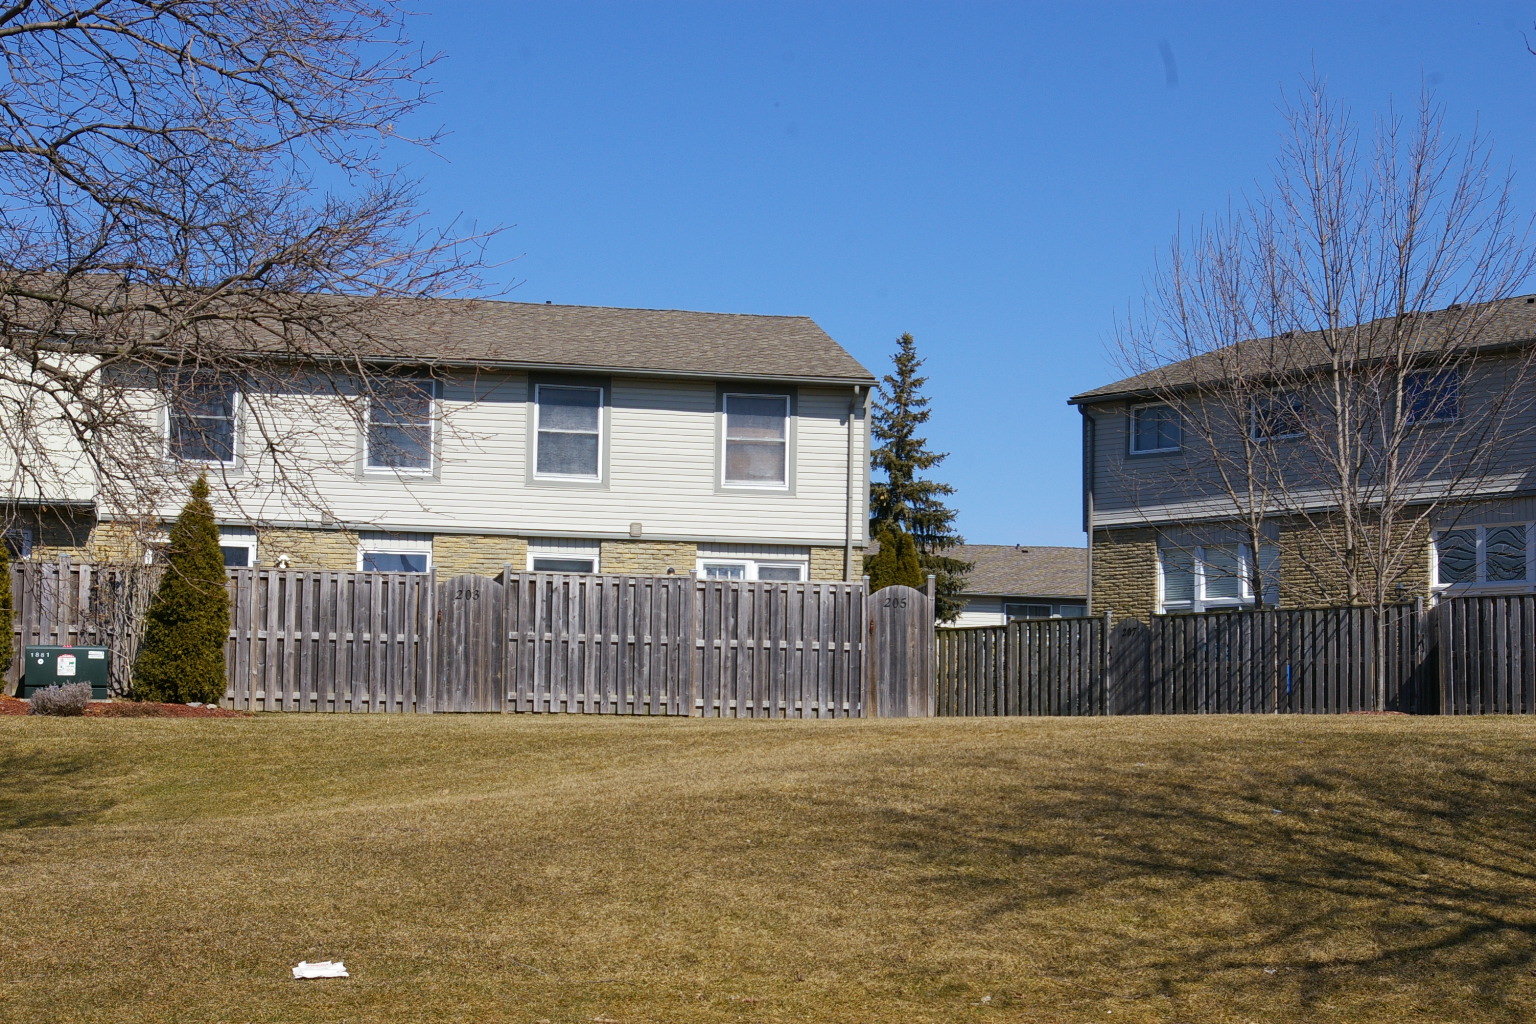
[[293, 960, 349, 979]]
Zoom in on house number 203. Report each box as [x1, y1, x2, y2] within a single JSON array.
[[453, 588, 480, 600]]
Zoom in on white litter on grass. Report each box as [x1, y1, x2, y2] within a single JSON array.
[[293, 960, 349, 979]]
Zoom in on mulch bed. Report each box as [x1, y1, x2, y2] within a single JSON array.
[[0, 695, 249, 718]]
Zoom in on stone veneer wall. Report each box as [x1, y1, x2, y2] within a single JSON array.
[[434, 535, 530, 577], [1090, 527, 1159, 622], [598, 540, 697, 575], [256, 528, 359, 571], [809, 546, 847, 581], [1277, 515, 1432, 607]]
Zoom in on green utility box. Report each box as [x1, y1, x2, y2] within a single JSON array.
[[22, 645, 111, 700]]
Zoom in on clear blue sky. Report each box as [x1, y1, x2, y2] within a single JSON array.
[[398, 1, 1536, 547]]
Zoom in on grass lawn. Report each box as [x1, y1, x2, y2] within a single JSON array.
[[3, 714, 1536, 1023]]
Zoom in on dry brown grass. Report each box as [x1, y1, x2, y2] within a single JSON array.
[[2, 714, 1535, 1023]]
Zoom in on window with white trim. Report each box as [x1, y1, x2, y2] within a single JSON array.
[[1129, 404, 1180, 454], [367, 379, 433, 471], [1434, 523, 1533, 590], [219, 526, 257, 568], [358, 532, 432, 573], [528, 538, 600, 573], [1003, 601, 1086, 620], [723, 393, 790, 487], [168, 375, 237, 464], [1404, 369, 1460, 425], [3, 528, 32, 559], [698, 557, 806, 582], [534, 384, 603, 479], [1250, 392, 1306, 441], [1159, 543, 1278, 613]]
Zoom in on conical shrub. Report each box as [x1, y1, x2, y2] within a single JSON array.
[[133, 476, 229, 703], [866, 526, 924, 592]]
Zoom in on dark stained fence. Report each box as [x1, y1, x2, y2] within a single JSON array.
[[937, 605, 1434, 717], [1436, 595, 1536, 714]]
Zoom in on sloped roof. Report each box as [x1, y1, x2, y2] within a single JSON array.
[[1070, 294, 1536, 405], [954, 544, 1087, 599]]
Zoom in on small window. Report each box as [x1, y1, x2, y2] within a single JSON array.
[[220, 527, 257, 568], [367, 379, 433, 471], [723, 393, 789, 487], [168, 375, 236, 464], [528, 538, 599, 573], [1004, 603, 1054, 620], [701, 562, 748, 580], [1250, 393, 1306, 441], [1404, 370, 1459, 424], [535, 384, 603, 479], [358, 532, 432, 573], [1129, 404, 1180, 454], [698, 557, 806, 582], [3, 528, 32, 559]]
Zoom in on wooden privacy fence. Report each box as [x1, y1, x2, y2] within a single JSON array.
[[7, 562, 935, 717], [1436, 595, 1536, 714], [939, 603, 1442, 716]]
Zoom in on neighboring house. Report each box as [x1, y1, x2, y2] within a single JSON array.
[[1070, 295, 1536, 622], [948, 544, 1088, 627], [5, 299, 876, 581]]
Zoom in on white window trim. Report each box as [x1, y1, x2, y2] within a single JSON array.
[[697, 557, 807, 582], [1158, 543, 1277, 613], [1432, 522, 1535, 594], [533, 383, 604, 481], [364, 380, 436, 476], [1128, 403, 1180, 455], [721, 392, 791, 489], [219, 528, 257, 568], [166, 387, 240, 467], [357, 532, 433, 573], [527, 538, 600, 574]]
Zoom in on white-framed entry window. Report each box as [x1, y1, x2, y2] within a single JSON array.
[[1434, 523, 1534, 591], [1159, 543, 1278, 613], [534, 384, 604, 480], [219, 526, 257, 568], [697, 543, 808, 581], [358, 531, 432, 573], [528, 538, 600, 573], [722, 393, 790, 488], [366, 378, 434, 472]]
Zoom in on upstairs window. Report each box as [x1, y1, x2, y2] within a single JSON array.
[[1250, 392, 1306, 441], [535, 384, 603, 480], [169, 375, 236, 464], [367, 379, 433, 471], [1404, 369, 1460, 424], [723, 393, 789, 487], [1129, 404, 1180, 454]]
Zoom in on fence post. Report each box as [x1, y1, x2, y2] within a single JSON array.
[[1099, 609, 1113, 715]]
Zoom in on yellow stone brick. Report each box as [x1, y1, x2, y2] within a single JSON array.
[[434, 534, 529, 577], [809, 546, 848, 581], [598, 540, 696, 575], [1090, 527, 1159, 622]]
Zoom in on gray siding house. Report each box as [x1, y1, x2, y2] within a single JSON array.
[[949, 544, 1088, 627]]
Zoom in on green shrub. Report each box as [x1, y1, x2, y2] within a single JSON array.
[[132, 476, 229, 703], [866, 527, 924, 592]]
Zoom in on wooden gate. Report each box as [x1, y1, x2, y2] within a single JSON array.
[[868, 583, 935, 717], [434, 574, 505, 712]]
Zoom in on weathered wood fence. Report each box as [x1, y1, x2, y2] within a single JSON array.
[[938, 599, 1519, 716], [7, 563, 936, 717]]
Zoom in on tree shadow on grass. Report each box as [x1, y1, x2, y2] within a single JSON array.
[[0, 748, 116, 829], [847, 731, 1536, 1018]]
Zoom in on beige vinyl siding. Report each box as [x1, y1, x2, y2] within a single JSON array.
[[143, 373, 866, 548], [951, 596, 1008, 628]]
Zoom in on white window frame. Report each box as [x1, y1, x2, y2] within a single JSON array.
[[528, 538, 600, 574], [357, 532, 432, 574], [721, 392, 791, 489], [1158, 543, 1278, 613], [1432, 522, 1535, 593], [1128, 403, 1180, 454], [365, 378, 435, 474], [167, 377, 239, 466], [219, 527, 257, 568], [697, 557, 807, 582], [1249, 392, 1306, 442], [533, 383, 604, 481]]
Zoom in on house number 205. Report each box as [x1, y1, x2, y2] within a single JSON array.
[[882, 595, 908, 608]]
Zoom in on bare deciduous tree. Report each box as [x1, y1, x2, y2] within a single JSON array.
[[1115, 80, 1536, 706], [0, 0, 494, 530]]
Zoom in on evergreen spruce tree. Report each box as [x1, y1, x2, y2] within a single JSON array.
[[869, 332, 972, 620], [133, 475, 229, 703], [866, 527, 924, 592]]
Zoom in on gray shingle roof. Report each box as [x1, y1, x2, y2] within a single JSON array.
[[954, 544, 1087, 599], [1070, 294, 1536, 404], [359, 298, 874, 383]]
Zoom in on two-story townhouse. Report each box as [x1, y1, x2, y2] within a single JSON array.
[[5, 299, 877, 581], [1071, 296, 1536, 621]]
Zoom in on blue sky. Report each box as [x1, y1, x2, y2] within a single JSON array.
[[399, 1, 1536, 547]]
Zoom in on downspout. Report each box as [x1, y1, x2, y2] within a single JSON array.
[[844, 385, 865, 580], [1082, 408, 1096, 615]]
